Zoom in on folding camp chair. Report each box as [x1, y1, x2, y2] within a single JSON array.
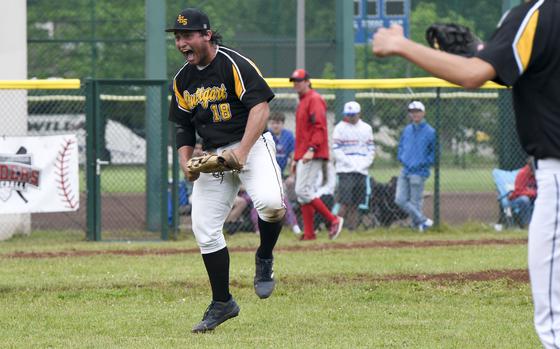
[[491, 168, 521, 229], [332, 175, 376, 229], [371, 176, 408, 227]]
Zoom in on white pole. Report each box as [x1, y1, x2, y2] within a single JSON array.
[[0, 0, 30, 239]]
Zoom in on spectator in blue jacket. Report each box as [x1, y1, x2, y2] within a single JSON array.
[[395, 101, 436, 232], [268, 112, 295, 176], [267, 112, 301, 235]]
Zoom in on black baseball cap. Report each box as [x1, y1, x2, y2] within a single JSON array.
[[165, 8, 211, 32]]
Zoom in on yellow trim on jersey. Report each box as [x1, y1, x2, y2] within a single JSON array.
[[515, 10, 539, 73], [173, 79, 189, 111], [232, 64, 244, 100], [245, 58, 263, 77]]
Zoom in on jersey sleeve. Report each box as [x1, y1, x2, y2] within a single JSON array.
[[175, 121, 196, 149], [168, 79, 196, 149], [307, 96, 328, 150], [229, 54, 274, 110], [476, 3, 544, 86], [168, 78, 192, 123]]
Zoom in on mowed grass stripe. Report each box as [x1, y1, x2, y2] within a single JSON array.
[[0, 244, 527, 294], [0, 268, 528, 296], [0, 277, 537, 348], [1, 238, 527, 259]]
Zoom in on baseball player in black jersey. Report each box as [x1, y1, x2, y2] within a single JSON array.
[[373, 1, 560, 347], [166, 8, 286, 333]]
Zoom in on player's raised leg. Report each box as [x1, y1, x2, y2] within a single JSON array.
[[240, 132, 286, 299]]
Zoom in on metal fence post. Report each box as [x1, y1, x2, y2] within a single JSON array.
[[433, 88, 441, 227], [498, 90, 525, 169], [85, 78, 101, 241], [335, 0, 355, 121], [160, 82, 169, 241], [170, 119, 179, 238]]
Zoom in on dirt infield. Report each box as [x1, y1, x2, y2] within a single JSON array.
[[32, 191, 499, 232]]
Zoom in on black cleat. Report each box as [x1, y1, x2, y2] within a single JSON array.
[[254, 255, 275, 299], [191, 297, 240, 333]]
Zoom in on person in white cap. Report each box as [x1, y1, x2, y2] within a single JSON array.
[[332, 101, 375, 230], [394, 101, 436, 232]]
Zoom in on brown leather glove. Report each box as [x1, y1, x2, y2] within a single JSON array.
[[186, 149, 243, 174]]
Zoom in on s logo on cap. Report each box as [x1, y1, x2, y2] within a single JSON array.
[[177, 15, 188, 25]]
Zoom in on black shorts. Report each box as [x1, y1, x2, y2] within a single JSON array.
[[337, 173, 368, 206]]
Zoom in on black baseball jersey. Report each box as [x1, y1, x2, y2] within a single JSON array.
[[477, 0, 560, 160], [169, 46, 274, 150]]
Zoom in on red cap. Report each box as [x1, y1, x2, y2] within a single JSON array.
[[289, 69, 310, 82]]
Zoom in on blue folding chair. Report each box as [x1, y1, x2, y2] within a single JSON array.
[[491, 168, 521, 229]]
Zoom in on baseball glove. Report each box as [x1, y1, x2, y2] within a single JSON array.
[[186, 149, 243, 174], [425, 23, 483, 57]]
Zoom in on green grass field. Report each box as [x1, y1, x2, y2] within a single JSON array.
[[87, 166, 496, 194], [0, 227, 538, 348]]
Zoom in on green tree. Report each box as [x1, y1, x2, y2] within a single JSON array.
[[27, 0, 503, 79]]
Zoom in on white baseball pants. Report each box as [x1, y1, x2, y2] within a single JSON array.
[[529, 158, 560, 349], [190, 132, 285, 254]]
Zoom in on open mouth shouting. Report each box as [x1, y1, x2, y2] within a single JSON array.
[[183, 49, 195, 63]]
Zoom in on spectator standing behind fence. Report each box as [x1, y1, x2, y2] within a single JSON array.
[[332, 101, 375, 231], [509, 158, 537, 228], [394, 101, 435, 232], [373, 2, 560, 346], [268, 112, 294, 176], [290, 68, 343, 241]]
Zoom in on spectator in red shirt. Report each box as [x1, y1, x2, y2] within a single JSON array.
[[509, 159, 537, 227], [289, 69, 343, 240]]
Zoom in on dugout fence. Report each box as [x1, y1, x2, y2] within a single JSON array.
[[0, 78, 525, 241]]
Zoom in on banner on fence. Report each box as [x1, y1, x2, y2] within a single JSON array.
[[0, 134, 79, 214], [27, 114, 148, 164]]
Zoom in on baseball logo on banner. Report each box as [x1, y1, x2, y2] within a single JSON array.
[[0, 134, 80, 214]]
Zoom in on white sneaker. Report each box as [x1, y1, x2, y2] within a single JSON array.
[[292, 225, 302, 235], [418, 218, 433, 232]]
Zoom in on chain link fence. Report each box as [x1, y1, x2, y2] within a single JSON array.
[[0, 80, 525, 239], [221, 83, 525, 235], [86, 80, 170, 241], [0, 85, 85, 237]]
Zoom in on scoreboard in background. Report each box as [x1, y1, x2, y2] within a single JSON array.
[[353, 0, 410, 44]]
